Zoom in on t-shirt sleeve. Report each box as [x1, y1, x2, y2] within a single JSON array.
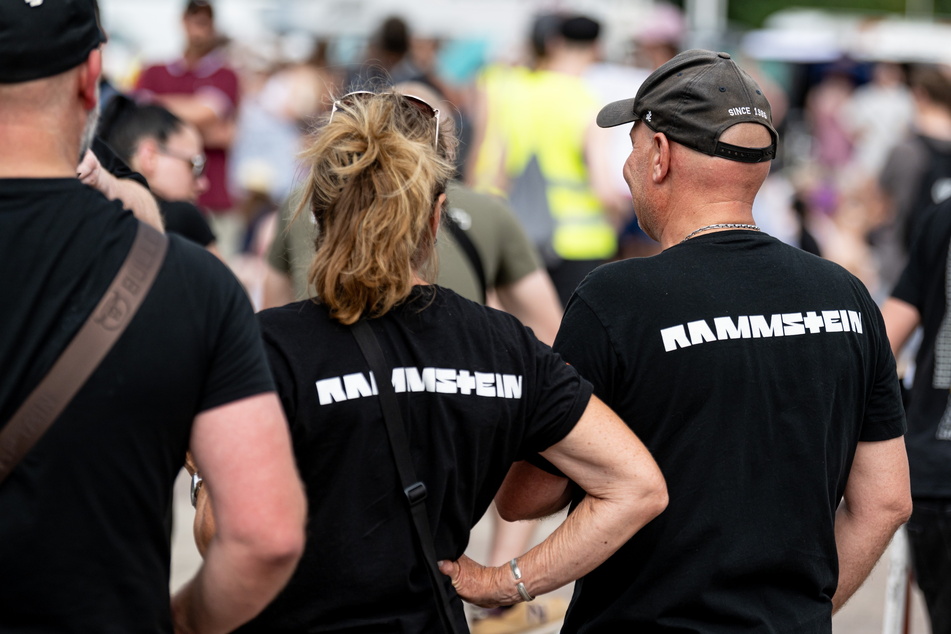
[[859, 296, 907, 442], [92, 137, 149, 189], [257, 310, 299, 425], [553, 292, 620, 404], [517, 331, 593, 458], [491, 196, 542, 287], [196, 257, 275, 413], [528, 292, 616, 475]]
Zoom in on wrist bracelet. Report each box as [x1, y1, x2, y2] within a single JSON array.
[[509, 558, 535, 602], [190, 472, 203, 508]]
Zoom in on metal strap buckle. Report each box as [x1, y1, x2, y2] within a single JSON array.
[[404, 481, 428, 506]]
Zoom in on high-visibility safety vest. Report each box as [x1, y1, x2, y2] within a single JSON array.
[[477, 67, 616, 261]]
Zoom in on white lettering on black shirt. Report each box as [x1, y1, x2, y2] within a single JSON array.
[[316, 367, 523, 406], [660, 310, 863, 352]]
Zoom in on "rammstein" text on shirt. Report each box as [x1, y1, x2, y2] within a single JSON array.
[[660, 310, 863, 353], [315, 367, 523, 405]]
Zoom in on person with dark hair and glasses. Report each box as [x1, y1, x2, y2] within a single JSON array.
[[190, 89, 668, 633], [99, 95, 219, 253]]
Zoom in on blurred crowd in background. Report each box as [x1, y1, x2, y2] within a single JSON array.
[[95, 0, 951, 308]]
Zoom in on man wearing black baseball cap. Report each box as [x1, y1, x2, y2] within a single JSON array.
[[491, 49, 911, 631], [0, 1, 306, 633]]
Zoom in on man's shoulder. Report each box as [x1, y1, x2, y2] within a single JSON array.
[[161, 233, 234, 286]]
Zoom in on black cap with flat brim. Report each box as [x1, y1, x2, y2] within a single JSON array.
[[596, 49, 778, 163]]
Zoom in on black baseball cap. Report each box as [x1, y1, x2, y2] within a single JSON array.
[[597, 49, 778, 163], [0, 0, 105, 84]]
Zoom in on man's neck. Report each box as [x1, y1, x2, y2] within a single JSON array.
[[0, 125, 78, 178], [661, 203, 758, 250]]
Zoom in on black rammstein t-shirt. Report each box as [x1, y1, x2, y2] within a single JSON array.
[[553, 231, 904, 633], [238, 287, 592, 633], [0, 178, 273, 633]]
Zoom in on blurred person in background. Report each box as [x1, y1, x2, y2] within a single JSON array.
[[347, 16, 441, 93], [136, 0, 241, 254], [98, 95, 219, 254], [844, 61, 915, 182], [468, 13, 625, 307], [628, 1, 684, 72], [194, 89, 667, 633], [584, 4, 689, 260], [873, 63, 951, 292], [882, 197, 951, 634]]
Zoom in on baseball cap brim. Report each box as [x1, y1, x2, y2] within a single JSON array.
[[596, 97, 639, 128]]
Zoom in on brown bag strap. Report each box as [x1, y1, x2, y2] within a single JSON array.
[[0, 223, 168, 485]]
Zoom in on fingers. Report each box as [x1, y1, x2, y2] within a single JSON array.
[[437, 559, 458, 582]]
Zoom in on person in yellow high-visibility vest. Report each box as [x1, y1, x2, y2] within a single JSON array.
[[469, 14, 627, 306]]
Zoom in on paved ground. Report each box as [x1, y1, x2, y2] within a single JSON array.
[[169, 470, 931, 633]]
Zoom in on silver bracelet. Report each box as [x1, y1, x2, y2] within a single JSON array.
[[190, 472, 203, 508], [509, 558, 535, 602]]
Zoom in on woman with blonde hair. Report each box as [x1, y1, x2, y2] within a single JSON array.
[[204, 90, 667, 632]]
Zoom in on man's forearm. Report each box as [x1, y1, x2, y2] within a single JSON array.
[[171, 536, 300, 633], [832, 502, 906, 613]]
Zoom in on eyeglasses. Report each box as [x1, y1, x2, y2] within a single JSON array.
[[329, 90, 440, 148], [157, 147, 206, 179]]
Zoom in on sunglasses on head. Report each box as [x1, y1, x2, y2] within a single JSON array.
[[329, 90, 440, 148]]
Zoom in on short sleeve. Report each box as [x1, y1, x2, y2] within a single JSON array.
[[518, 334, 593, 457], [553, 292, 620, 404], [258, 312, 299, 426], [197, 260, 275, 413], [859, 298, 907, 442]]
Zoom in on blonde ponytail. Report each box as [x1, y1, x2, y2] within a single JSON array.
[[296, 92, 457, 324]]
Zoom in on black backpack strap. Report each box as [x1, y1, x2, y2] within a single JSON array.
[[350, 319, 463, 634], [443, 212, 487, 304]]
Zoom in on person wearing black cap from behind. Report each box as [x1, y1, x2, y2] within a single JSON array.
[[0, 1, 306, 632], [452, 50, 912, 631]]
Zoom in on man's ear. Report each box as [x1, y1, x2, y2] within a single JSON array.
[[78, 48, 103, 111], [651, 132, 671, 184]]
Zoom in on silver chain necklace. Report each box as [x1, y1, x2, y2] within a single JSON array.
[[681, 223, 760, 243]]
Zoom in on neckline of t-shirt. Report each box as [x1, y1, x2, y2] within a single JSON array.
[[678, 228, 766, 244], [0, 177, 85, 191]]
